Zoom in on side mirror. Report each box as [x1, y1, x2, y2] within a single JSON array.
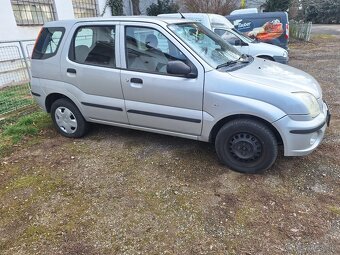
[[234, 39, 248, 47], [167, 61, 197, 78]]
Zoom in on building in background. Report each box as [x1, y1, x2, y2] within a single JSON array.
[[1, 0, 99, 41], [0, 0, 162, 41]]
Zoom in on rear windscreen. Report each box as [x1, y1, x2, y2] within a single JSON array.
[[32, 27, 65, 59]]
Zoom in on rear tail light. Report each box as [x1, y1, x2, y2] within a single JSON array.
[[32, 27, 43, 58], [285, 24, 289, 40]]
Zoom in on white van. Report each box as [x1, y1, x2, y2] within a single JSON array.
[[158, 13, 288, 64], [230, 8, 258, 15]]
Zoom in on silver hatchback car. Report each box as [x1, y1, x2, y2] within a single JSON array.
[[30, 17, 330, 173]]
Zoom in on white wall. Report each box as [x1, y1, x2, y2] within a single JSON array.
[[0, 0, 41, 41], [54, 0, 75, 20], [0, 0, 75, 41]]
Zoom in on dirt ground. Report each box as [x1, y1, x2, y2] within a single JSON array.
[[1, 36, 339, 255]]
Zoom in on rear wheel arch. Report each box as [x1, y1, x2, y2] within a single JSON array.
[[50, 98, 88, 138], [45, 93, 72, 113]]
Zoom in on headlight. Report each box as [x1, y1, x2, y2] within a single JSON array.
[[283, 51, 288, 58], [294, 92, 320, 118]]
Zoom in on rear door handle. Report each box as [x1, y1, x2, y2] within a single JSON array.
[[67, 68, 76, 74]]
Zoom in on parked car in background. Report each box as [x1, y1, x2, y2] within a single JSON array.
[[31, 17, 330, 173], [227, 12, 289, 50], [159, 13, 288, 64]]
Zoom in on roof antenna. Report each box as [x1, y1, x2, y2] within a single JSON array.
[[179, 12, 185, 19]]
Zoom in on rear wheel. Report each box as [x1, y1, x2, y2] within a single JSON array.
[[51, 98, 88, 138], [215, 119, 278, 174]]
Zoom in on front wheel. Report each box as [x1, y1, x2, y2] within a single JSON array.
[[51, 98, 88, 138], [215, 119, 278, 174]]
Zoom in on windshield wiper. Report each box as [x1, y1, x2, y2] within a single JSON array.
[[216, 54, 250, 69], [216, 60, 238, 69]]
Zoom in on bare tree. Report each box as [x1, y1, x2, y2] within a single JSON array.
[[131, 0, 141, 15], [183, 0, 239, 15]]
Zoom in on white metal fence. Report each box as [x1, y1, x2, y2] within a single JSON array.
[[290, 21, 313, 41], [0, 39, 35, 117]]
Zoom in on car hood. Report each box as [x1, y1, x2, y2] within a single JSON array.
[[229, 58, 321, 98], [250, 41, 286, 55]]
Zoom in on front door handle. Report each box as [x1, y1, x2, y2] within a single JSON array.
[[129, 78, 143, 88], [67, 68, 76, 74], [130, 78, 143, 84]]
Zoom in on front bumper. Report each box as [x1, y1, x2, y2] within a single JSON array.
[[273, 55, 289, 64], [273, 102, 330, 156]]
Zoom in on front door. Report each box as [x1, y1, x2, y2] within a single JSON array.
[[119, 23, 205, 136]]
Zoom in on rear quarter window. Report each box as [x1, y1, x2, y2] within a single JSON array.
[[32, 27, 65, 59]]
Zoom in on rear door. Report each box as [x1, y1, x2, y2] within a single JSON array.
[[119, 22, 205, 136], [60, 22, 128, 124]]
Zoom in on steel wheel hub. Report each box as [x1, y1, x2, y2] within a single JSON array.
[[229, 132, 262, 162]]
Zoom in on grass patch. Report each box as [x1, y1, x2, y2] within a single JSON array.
[[0, 84, 33, 115], [0, 110, 51, 157], [311, 34, 336, 40], [327, 206, 340, 215]]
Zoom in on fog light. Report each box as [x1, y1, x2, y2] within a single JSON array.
[[310, 133, 318, 145]]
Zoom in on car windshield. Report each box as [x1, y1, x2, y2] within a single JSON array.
[[168, 22, 242, 69]]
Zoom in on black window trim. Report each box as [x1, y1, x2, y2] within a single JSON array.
[[123, 25, 198, 78], [32, 27, 65, 60], [68, 24, 117, 69]]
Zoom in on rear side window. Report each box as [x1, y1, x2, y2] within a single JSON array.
[[69, 26, 116, 68], [32, 27, 65, 59]]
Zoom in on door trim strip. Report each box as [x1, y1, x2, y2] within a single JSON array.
[[81, 102, 123, 111], [127, 109, 201, 123]]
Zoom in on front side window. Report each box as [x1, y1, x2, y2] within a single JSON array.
[[70, 26, 116, 68], [169, 23, 242, 69], [72, 0, 98, 18], [11, 0, 55, 25], [32, 27, 64, 59], [125, 26, 188, 74]]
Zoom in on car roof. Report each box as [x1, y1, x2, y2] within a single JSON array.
[[44, 16, 190, 28], [227, 11, 287, 20]]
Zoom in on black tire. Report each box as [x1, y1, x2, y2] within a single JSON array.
[[215, 119, 278, 174], [51, 98, 88, 138]]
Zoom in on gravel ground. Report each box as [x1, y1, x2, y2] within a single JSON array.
[[1, 36, 340, 255]]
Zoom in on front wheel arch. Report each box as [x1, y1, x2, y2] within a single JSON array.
[[215, 118, 278, 173], [209, 114, 283, 146]]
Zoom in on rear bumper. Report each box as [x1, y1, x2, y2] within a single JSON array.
[[273, 102, 329, 156], [30, 77, 47, 111]]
